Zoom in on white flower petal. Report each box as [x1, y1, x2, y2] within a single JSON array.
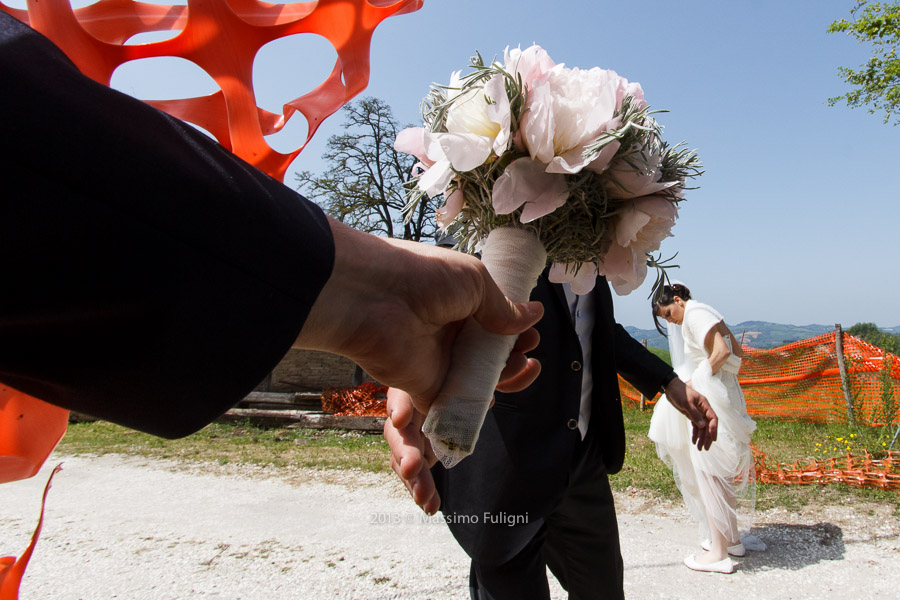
[[417, 158, 453, 198], [422, 131, 448, 163], [484, 74, 511, 154], [437, 132, 494, 171]]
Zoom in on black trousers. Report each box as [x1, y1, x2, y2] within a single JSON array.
[[468, 433, 624, 600]]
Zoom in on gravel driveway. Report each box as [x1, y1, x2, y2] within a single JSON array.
[[1, 454, 898, 599]]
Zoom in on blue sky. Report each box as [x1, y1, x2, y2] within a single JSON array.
[[21, 1, 898, 329]]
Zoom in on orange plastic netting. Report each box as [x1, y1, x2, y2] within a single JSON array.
[[751, 446, 900, 490], [1, 0, 423, 182], [321, 382, 388, 416], [620, 332, 900, 427]]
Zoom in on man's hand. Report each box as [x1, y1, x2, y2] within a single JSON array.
[[384, 327, 541, 513], [385, 388, 439, 514], [663, 378, 718, 451], [297, 220, 544, 416]]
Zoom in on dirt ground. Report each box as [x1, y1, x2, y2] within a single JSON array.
[[1, 454, 898, 599]]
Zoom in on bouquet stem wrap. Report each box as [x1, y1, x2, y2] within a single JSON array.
[[423, 226, 547, 468]]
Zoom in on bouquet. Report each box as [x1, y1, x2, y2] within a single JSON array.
[[395, 45, 702, 467]]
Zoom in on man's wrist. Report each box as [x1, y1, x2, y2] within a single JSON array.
[[660, 371, 678, 393]]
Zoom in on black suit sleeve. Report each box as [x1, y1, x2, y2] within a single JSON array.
[[0, 13, 334, 437], [613, 324, 675, 400]]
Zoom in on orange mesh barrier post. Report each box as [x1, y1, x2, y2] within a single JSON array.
[[1, 0, 424, 182], [0, 387, 68, 485], [0, 464, 63, 600]]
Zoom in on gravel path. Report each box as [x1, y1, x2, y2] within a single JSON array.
[[1, 454, 898, 599]]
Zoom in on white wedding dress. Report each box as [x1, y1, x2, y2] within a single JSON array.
[[648, 300, 757, 545]]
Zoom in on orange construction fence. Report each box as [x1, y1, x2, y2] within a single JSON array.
[[751, 446, 900, 491], [620, 332, 900, 427], [321, 382, 388, 417]]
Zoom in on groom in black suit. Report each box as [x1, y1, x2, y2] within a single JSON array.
[[386, 273, 717, 599]]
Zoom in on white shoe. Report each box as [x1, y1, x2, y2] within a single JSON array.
[[700, 539, 746, 557], [684, 554, 735, 574]]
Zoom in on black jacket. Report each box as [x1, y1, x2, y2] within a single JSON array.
[[0, 13, 334, 437], [432, 274, 672, 564]]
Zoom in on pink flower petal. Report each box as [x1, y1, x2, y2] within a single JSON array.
[[492, 157, 568, 222], [521, 80, 555, 163], [615, 195, 677, 248], [584, 140, 621, 175], [548, 262, 598, 294], [436, 188, 465, 229], [504, 44, 556, 90], [614, 206, 652, 247], [605, 148, 677, 200], [394, 127, 432, 166], [598, 243, 646, 296]]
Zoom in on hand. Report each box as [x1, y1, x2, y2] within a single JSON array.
[[384, 330, 541, 514], [384, 387, 439, 514], [664, 378, 718, 451], [296, 220, 544, 415]]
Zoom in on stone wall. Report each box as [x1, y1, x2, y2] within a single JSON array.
[[257, 348, 369, 393]]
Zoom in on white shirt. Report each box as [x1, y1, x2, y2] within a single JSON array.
[[563, 284, 594, 439]]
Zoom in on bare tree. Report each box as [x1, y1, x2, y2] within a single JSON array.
[[296, 97, 438, 240]]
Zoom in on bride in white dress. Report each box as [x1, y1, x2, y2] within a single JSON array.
[[649, 283, 764, 574]]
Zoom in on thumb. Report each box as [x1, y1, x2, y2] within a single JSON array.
[[473, 293, 544, 336]]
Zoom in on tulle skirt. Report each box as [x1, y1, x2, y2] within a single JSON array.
[[649, 368, 757, 544]]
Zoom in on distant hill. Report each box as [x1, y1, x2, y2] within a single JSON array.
[[624, 322, 900, 351]]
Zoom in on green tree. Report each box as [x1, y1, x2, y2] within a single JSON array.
[[847, 322, 900, 354], [296, 97, 437, 241], [827, 1, 900, 125]]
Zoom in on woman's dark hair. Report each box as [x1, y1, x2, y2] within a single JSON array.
[[651, 283, 692, 336]]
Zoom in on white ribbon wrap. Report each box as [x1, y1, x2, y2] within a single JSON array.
[[423, 227, 547, 468]]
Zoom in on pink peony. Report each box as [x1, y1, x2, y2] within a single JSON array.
[[503, 44, 556, 90], [598, 195, 677, 295], [614, 75, 647, 110], [436, 187, 465, 230], [492, 157, 568, 223], [548, 261, 599, 295], [521, 64, 626, 175], [603, 145, 677, 200]]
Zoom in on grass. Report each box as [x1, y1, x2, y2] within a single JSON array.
[[57, 412, 900, 512], [57, 420, 391, 473]]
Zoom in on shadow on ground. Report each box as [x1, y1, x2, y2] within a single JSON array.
[[739, 523, 844, 572]]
